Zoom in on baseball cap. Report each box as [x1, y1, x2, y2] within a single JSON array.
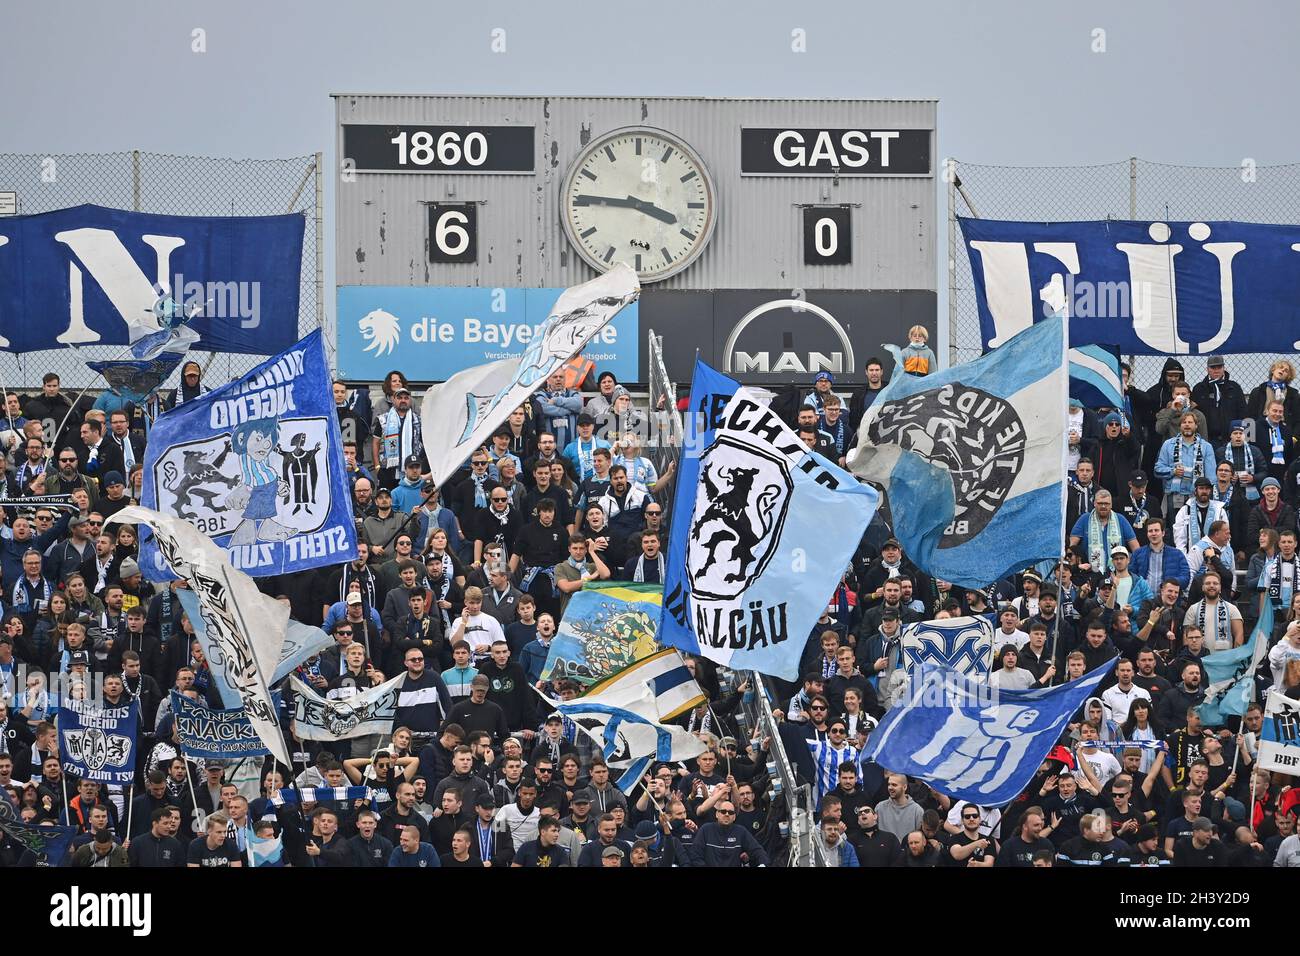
[[720, 736, 738, 749], [374, 487, 392, 498], [576, 413, 596, 427], [119, 558, 140, 579], [571, 788, 594, 804], [1068, 396, 1083, 408], [601, 845, 625, 860], [1207, 355, 1225, 368], [882, 538, 901, 550], [393, 386, 411, 396], [880, 608, 900, 622], [1110, 545, 1129, 556], [1134, 823, 1158, 843], [69, 650, 90, 667], [475, 793, 496, 809], [1229, 420, 1245, 432], [421, 480, 438, 492], [404, 454, 422, 468], [545, 712, 564, 724], [1129, 471, 1148, 485], [346, 592, 362, 605], [68, 515, 88, 529], [102, 471, 124, 487]]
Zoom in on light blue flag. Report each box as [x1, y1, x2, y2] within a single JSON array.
[[661, 358, 741, 655], [1069, 344, 1123, 411], [249, 833, 284, 867], [862, 656, 1116, 804], [1198, 598, 1270, 726], [660, 389, 879, 681], [849, 314, 1068, 589]]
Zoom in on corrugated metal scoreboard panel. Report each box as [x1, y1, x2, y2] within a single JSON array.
[[333, 95, 936, 384], [335, 94, 935, 290]]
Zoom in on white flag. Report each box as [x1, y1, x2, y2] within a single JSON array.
[[1259, 690, 1300, 776], [421, 263, 639, 486], [288, 673, 404, 740], [108, 505, 291, 767]]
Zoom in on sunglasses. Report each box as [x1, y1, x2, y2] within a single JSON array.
[[491, 497, 508, 502], [809, 705, 827, 712], [715, 808, 735, 815], [472, 461, 489, 467], [962, 812, 980, 819], [646, 510, 662, 515], [59, 458, 77, 464], [829, 728, 847, 734]]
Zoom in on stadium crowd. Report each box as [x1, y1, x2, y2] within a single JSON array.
[[0, 348, 1298, 867]]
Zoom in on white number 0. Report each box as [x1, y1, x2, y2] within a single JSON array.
[[814, 217, 838, 257]]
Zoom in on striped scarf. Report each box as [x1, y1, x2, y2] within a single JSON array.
[[1086, 513, 1124, 570], [380, 408, 421, 469], [631, 554, 664, 583], [270, 786, 377, 809]]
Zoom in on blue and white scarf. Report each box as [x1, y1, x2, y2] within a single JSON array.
[[1268, 422, 1286, 465], [270, 786, 377, 809], [380, 408, 422, 469], [520, 565, 558, 596], [1086, 513, 1124, 570]]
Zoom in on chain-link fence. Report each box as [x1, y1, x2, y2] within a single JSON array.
[[947, 157, 1300, 391], [0, 150, 324, 392]]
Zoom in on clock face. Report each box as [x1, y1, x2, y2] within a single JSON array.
[[561, 127, 717, 283]]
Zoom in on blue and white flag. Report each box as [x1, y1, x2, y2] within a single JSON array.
[[270, 786, 377, 808], [171, 691, 272, 760], [583, 648, 707, 722], [287, 673, 403, 741], [1259, 691, 1300, 776], [1069, 344, 1123, 411], [139, 330, 356, 579], [0, 204, 303, 354], [1197, 601, 1269, 726], [58, 699, 139, 785], [420, 264, 639, 486], [177, 586, 331, 705], [849, 315, 1068, 589], [248, 832, 284, 867], [87, 352, 187, 405], [862, 657, 1116, 804], [662, 383, 879, 680], [661, 358, 740, 656], [548, 682, 706, 793], [110, 506, 291, 767], [900, 616, 996, 678]]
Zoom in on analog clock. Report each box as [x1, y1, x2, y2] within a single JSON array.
[[561, 126, 717, 282]]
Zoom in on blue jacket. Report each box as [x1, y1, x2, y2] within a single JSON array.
[[688, 822, 770, 867], [1113, 574, 1155, 612], [1129, 544, 1191, 591], [388, 843, 440, 867], [533, 390, 583, 450], [1154, 436, 1217, 497], [416, 507, 464, 556], [824, 837, 860, 867], [390, 476, 425, 516], [518, 639, 551, 686]]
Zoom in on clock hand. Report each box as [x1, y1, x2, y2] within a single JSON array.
[[624, 196, 678, 225], [572, 194, 637, 209]]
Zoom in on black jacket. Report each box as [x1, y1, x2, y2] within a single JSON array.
[[1191, 374, 1247, 443]]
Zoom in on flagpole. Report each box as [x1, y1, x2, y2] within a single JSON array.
[[56, 713, 71, 828], [125, 783, 135, 838], [179, 742, 204, 836]]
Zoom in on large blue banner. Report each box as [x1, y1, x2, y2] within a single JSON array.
[[863, 659, 1115, 804], [960, 217, 1300, 356], [140, 330, 356, 578], [58, 699, 139, 785], [0, 204, 304, 355], [336, 285, 639, 381], [171, 691, 272, 759]]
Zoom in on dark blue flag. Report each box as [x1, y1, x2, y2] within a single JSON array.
[[58, 699, 139, 785], [138, 329, 357, 578]]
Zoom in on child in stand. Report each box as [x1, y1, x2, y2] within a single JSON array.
[[899, 325, 936, 376]]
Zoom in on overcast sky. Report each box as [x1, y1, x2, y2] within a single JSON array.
[[5, 0, 1299, 359]]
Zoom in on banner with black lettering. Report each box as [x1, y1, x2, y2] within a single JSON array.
[[288, 673, 403, 741], [139, 330, 356, 578], [171, 691, 274, 760], [58, 699, 138, 785]]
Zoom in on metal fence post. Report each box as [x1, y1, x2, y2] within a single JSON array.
[[132, 149, 140, 212], [1129, 156, 1137, 219], [947, 159, 958, 368]]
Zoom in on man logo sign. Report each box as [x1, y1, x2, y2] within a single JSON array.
[[723, 299, 854, 377]]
